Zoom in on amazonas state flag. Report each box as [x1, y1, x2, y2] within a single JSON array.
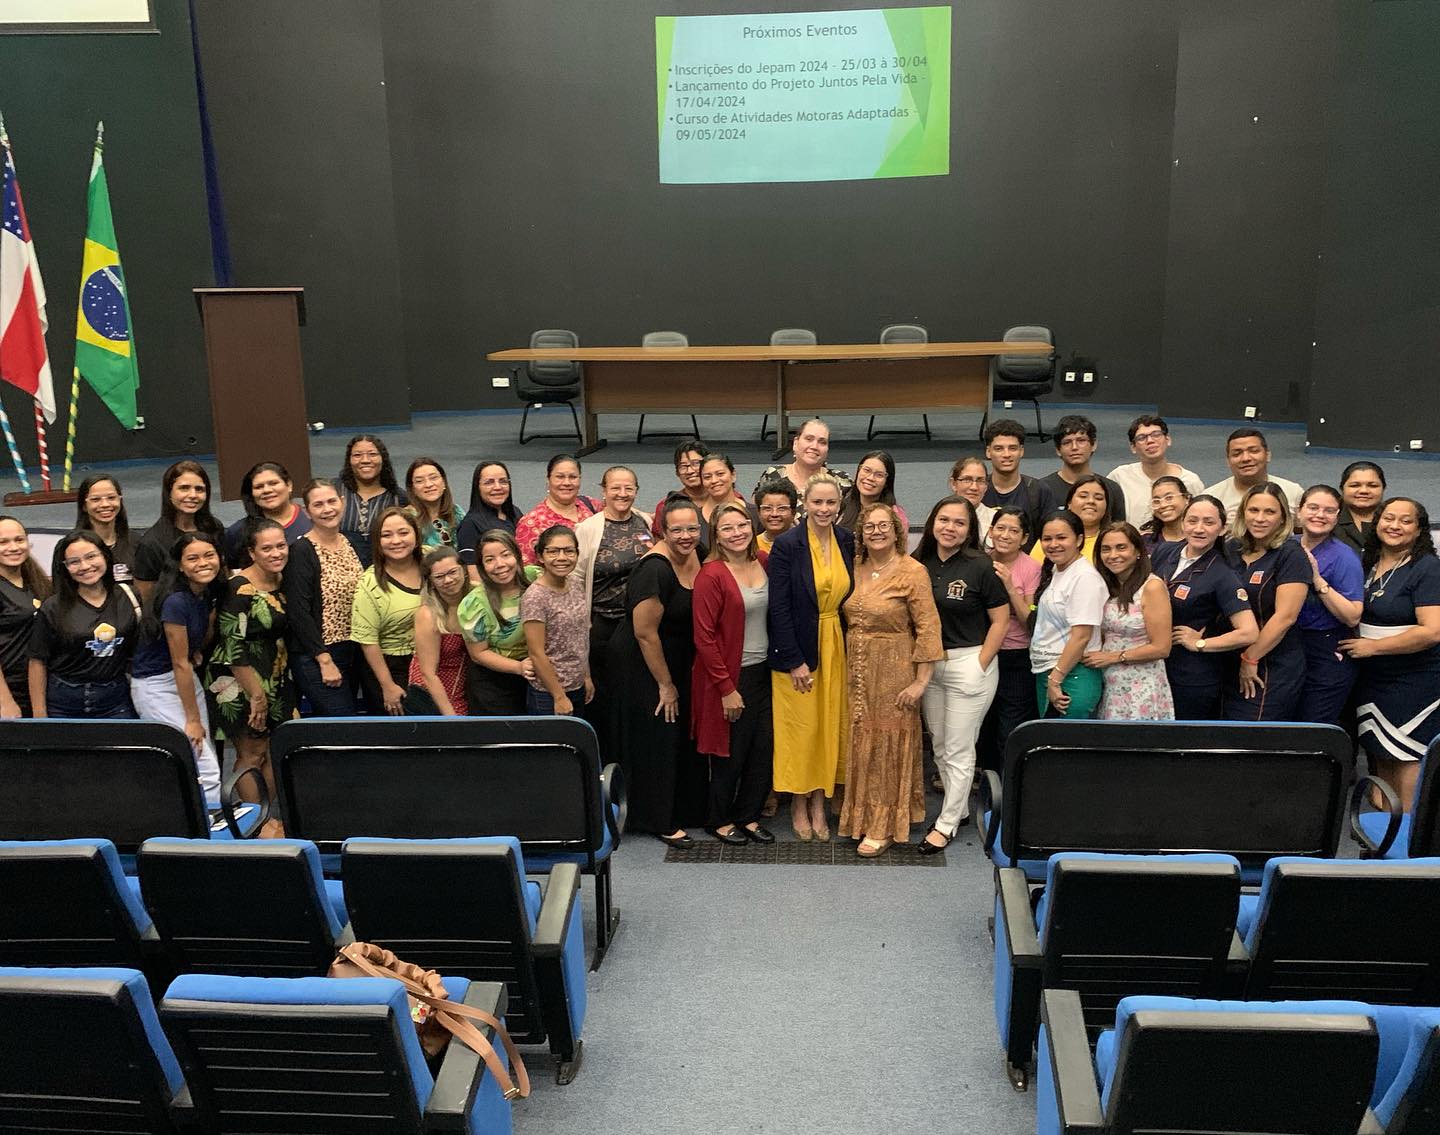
[[75, 124, 138, 429]]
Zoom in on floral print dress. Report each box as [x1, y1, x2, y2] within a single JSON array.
[[209, 575, 297, 738], [1096, 592, 1174, 721]]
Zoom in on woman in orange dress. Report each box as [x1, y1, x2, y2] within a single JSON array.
[[839, 502, 942, 856]]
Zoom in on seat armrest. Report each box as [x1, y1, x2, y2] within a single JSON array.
[[426, 981, 509, 1132], [1349, 775, 1402, 857], [533, 863, 580, 956], [601, 762, 628, 844], [218, 767, 270, 838], [998, 867, 1041, 964], [1040, 990, 1104, 1135], [979, 770, 1002, 855]]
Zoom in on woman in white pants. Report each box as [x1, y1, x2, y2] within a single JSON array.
[[129, 532, 226, 807], [912, 496, 1010, 853]]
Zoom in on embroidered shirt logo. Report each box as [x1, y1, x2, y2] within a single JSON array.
[[946, 579, 969, 601], [85, 622, 123, 658]]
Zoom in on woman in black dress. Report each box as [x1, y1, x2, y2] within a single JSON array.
[[133, 461, 225, 601], [606, 497, 706, 848], [0, 516, 50, 717]]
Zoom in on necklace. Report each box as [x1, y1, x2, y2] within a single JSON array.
[[868, 554, 896, 580], [1367, 555, 1410, 599]]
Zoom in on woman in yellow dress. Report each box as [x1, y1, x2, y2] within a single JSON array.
[[839, 503, 943, 855], [767, 473, 854, 840]]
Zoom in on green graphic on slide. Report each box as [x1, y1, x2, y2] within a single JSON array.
[[655, 16, 676, 141], [657, 7, 952, 185]]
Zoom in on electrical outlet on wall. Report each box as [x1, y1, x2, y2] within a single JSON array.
[[1244, 406, 1257, 418], [492, 375, 510, 388], [1411, 439, 1424, 451]]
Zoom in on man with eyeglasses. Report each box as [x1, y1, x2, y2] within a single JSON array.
[[1203, 427, 1304, 519], [1039, 414, 1128, 527], [1107, 414, 1206, 528]]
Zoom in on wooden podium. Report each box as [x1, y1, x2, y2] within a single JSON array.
[[194, 287, 312, 502]]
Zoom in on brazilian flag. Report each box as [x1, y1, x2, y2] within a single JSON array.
[[74, 123, 138, 429]]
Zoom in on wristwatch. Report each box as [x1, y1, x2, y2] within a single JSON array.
[[1195, 638, 1207, 652]]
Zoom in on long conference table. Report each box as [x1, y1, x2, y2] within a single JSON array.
[[486, 340, 1054, 455]]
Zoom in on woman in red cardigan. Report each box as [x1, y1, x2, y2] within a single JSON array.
[[692, 501, 775, 844]]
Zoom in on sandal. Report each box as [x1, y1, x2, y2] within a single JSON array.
[[857, 838, 893, 858]]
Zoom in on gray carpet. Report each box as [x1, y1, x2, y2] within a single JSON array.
[[13, 402, 1440, 533]]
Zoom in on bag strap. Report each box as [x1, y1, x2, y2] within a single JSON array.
[[118, 581, 142, 621], [337, 944, 529, 1099]]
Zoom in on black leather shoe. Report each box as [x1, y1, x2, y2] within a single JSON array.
[[656, 832, 694, 850], [916, 829, 952, 856], [707, 826, 748, 846], [743, 824, 776, 844]]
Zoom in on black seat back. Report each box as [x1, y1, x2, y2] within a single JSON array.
[[992, 324, 1054, 388], [1041, 857, 1240, 1036], [1000, 721, 1350, 874], [0, 720, 211, 851], [523, 328, 580, 389], [0, 841, 150, 968], [342, 839, 543, 1040], [0, 970, 182, 1134], [273, 716, 606, 863], [1407, 749, 1440, 857], [1389, 1024, 1440, 1134], [137, 839, 342, 976], [162, 989, 425, 1135], [1246, 859, 1440, 1004], [1106, 1009, 1378, 1135]]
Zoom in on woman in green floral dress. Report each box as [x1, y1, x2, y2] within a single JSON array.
[[209, 518, 296, 800]]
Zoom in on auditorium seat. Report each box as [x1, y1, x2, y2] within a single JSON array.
[[994, 852, 1242, 1091], [1235, 856, 1440, 1005], [636, 330, 699, 442], [0, 966, 190, 1133], [137, 837, 351, 977], [1374, 1007, 1440, 1133], [0, 839, 161, 972], [342, 836, 588, 1084], [161, 973, 514, 1134], [867, 322, 932, 440], [1355, 752, 1438, 860], [1038, 990, 1400, 1135]]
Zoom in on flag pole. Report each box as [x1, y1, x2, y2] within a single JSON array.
[[0, 404, 30, 494], [31, 399, 49, 491], [62, 366, 79, 491]]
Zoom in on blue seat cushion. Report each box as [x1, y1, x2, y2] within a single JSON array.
[[165, 974, 434, 1108], [1237, 892, 1260, 941], [0, 966, 183, 1097], [1359, 811, 1413, 860], [324, 878, 349, 929], [982, 817, 1048, 878], [1098, 996, 1410, 1113], [1375, 1008, 1440, 1127], [0, 838, 153, 935], [1035, 852, 1241, 947], [525, 806, 619, 872]]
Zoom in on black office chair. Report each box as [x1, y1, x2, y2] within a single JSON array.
[[867, 323, 933, 441], [989, 325, 1055, 441], [761, 328, 817, 441], [513, 329, 583, 446], [636, 331, 700, 443]]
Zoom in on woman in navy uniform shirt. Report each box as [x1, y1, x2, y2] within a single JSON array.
[[1340, 496, 1440, 810], [1293, 485, 1364, 725], [1152, 495, 1258, 719], [1222, 483, 1310, 720]]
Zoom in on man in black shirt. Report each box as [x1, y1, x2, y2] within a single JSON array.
[[981, 419, 1055, 550], [1038, 414, 1127, 525]]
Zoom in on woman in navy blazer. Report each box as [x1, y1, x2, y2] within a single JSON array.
[[767, 472, 855, 840]]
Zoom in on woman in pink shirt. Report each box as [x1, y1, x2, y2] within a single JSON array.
[[515, 455, 597, 564]]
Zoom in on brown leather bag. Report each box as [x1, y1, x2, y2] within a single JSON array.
[[328, 942, 530, 1100]]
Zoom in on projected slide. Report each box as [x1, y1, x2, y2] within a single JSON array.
[[656, 7, 950, 185]]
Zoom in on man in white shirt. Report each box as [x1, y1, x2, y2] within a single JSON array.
[[1107, 414, 1206, 528], [1203, 428, 1304, 518]]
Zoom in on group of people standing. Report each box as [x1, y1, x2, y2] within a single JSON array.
[[1, 413, 1436, 845]]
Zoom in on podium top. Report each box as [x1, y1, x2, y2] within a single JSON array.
[[193, 287, 306, 326]]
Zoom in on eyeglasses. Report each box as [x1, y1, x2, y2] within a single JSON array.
[[430, 567, 464, 583], [676, 460, 703, 471], [1152, 492, 1184, 504], [1302, 504, 1340, 517], [541, 548, 578, 557], [64, 551, 104, 568], [862, 522, 893, 534], [1132, 429, 1166, 443], [953, 475, 987, 486]]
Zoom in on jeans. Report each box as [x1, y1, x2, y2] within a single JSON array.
[[46, 675, 135, 719], [922, 646, 999, 836], [293, 640, 363, 717], [1036, 665, 1103, 719], [527, 686, 585, 716]]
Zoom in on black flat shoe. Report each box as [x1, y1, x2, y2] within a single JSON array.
[[743, 824, 775, 844], [707, 826, 748, 846], [916, 829, 952, 856], [656, 832, 694, 850]]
